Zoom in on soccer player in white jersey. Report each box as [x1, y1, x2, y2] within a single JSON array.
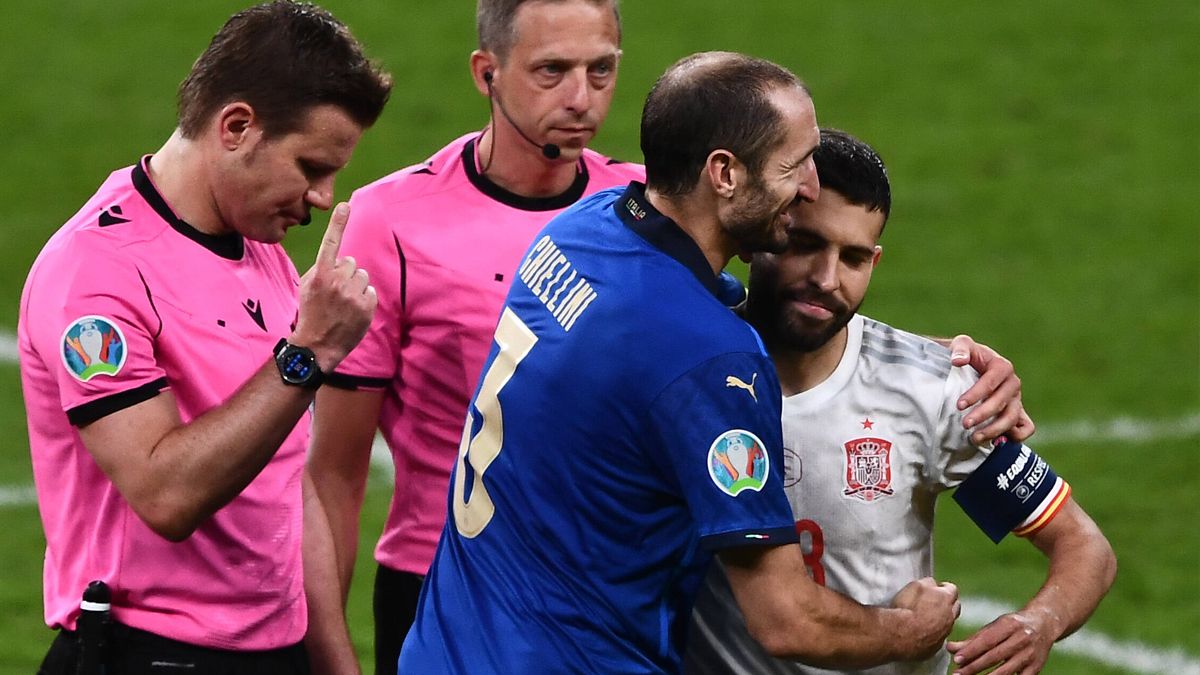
[[685, 129, 1116, 675]]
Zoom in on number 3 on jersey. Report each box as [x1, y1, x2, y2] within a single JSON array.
[[453, 308, 538, 538]]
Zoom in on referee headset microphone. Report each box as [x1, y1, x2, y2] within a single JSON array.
[[483, 69, 562, 165]]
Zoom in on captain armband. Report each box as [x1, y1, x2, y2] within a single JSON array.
[[953, 440, 1071, 543]]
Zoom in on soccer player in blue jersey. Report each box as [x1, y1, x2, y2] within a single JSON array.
[[399, 52, 963, 674]]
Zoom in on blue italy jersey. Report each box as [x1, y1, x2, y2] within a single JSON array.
[[400, 183, 798, 674]]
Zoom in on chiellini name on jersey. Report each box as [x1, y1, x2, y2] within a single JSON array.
[[518, 234, 598, 331]]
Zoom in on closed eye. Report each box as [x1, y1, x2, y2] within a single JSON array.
[[841, 248, 876, 268]]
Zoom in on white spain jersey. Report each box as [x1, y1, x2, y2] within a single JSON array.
[[686, 314, 1069, 675]]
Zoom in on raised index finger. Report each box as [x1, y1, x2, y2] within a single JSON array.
[[315, 202, 351, 268]]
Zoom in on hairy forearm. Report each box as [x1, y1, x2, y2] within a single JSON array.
[[309, 463, 368, 603], [309, 387, 384, 601], [1025, 507, 1117, 639], [753, 587, 915, 667], [724, 546, 953, 668], [87, 361, 315, 540], [303, 473, 361, 674], [158, 365, 314, 527]]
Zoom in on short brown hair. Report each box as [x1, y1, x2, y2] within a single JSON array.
[[177, 1, 392, 139], [477, 0, 621, 60], [641, 52, 809, 196]]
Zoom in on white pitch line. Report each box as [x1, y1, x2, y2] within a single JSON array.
[[1034, 412, 1200, 445], [961, 596, 1200, 674], [365, 412, 1200, 475], [0, 330, 17, 364], [371, 435, 391, 474], [0, 484, 36, 508], [2, 326, 1197, 449]]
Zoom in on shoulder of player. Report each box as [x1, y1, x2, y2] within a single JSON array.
[[348, 135, 472, 208], [242, 238, 300, 276], [645, 332, 778, 416], [858, 315, 955, 381], [580, 149, 645, 182], [645, 299, 767, 370], [39, 195, 150, 270], [852, 315, 973, 430], [857, 316, 985, 451], [23, 215, 146, 322]]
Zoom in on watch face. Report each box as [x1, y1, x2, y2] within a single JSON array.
[[281, 350, 314, 382], [276, 342, 318, 387]]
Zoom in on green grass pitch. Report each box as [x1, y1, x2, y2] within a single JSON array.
[[0, 2, 1196, 672]]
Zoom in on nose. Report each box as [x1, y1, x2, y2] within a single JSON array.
[[306, 176, 335, 211], [809, 250, 839, 293], [796, 156, 820, 203], [563, 68, 591, 115]]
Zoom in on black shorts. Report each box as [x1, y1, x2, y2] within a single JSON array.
[[373, 565, 424, 675], [38, 621, 310, 675]]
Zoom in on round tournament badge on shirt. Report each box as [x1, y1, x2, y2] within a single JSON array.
[[61, 315, 127, 382], [707, 429, 770, 496]]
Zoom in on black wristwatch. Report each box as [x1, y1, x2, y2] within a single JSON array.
[[273, 338, 324, 389]]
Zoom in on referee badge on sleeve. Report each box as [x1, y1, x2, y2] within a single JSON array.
[[708, 429, 769, 496], [61, 315, 127, 382]]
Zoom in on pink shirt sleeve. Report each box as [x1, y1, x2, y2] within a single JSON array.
[[31, 234, 168, 417], [333, 186, 406, 384]]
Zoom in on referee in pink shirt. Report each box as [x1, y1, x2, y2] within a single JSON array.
[[19, 3, 390, 672], [307, 2, 640, 672]]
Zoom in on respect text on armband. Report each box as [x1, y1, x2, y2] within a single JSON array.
[[518, 235, 598, 332], [995, 444, 1048, 502], [953, 440, 1061, 543]]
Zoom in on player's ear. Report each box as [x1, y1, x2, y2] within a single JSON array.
[[470, 50, 499, 97], [705, 149, 739, 199], [215, 102, 257, 151], [872, 245, 883, 267]]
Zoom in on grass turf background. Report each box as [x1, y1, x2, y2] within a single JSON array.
[[0, 2, 1196, 672]]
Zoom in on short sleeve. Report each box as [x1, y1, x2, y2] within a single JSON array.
[[27, 241, 167, 425], [935, 370, 1071, 543], [926, 364, 993, 490], [330, 188, 406, 388], [647, 352, 799, 551]]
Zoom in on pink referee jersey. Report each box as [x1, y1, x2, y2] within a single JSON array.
[[19, 158, 309, 650], [332, 133, 644, 575]]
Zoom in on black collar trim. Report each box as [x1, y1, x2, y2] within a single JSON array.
[[132, 157, 245, 260], [613, 182, 722, 297], [461, 137, 589, 211]]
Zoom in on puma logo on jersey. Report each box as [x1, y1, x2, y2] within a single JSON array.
[[725, 373, 757, 402]]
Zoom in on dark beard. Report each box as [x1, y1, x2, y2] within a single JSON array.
[[746, 265, 858, 354], [724, 179, 788, 254], [765, 301, 858, 353]]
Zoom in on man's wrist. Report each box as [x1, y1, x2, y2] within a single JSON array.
[[274, 338, 326, 389], [1018, 605, 1063, 641], [285, 331, 346, 374], [887, 607, 942, 661]]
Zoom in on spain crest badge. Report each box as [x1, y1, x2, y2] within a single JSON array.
[[842, 437, 894, 503]]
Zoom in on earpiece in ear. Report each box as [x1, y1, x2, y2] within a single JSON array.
[[483, 70, 494, 83]]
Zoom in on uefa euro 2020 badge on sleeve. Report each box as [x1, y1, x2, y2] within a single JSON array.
[[708, 429, 770, 496], [61, 316, 127, 382]]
